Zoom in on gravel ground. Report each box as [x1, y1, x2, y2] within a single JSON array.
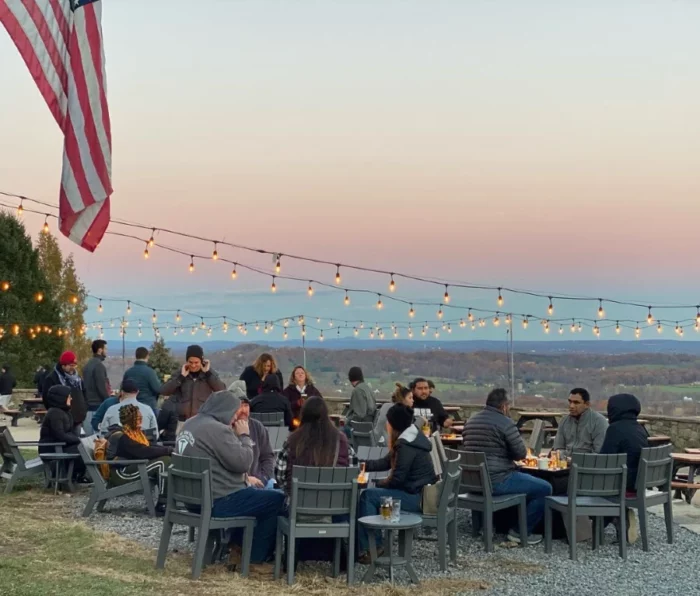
[[70, 491, 698, 595]]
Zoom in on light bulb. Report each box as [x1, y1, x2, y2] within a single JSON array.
[[35, 292, 43, 302], [1, 282, 9, 291], [598, 300, 605, 319], [152, 311, 157, 323], [493, 315, 500, 326], [42, 217, 49, 234], [98, 300, 103, 313], [468, 309, 473, 322], [547, 298, 554, 315], [647, 308, 654, 325], [497, 289, 503, 307], [231, 265, 238, 280], [559, 326, 564, 335], [460, 319, 466, 328], [271, 277, 277, 292], [571, 321, 576, 333], [283, 330, 288, 339], [635, 326, 640, 338], [126, 301, 132, 315], [319, 331, 324, 341], [307, 283, 314, 297], [409, 305, 415, 318], [275, 257, 281, 273], [443, 285, 450, 303], [212, 243, 218, 260], [657, 323, 663, 334], [344, 292, 350, 306], [143, 243, 149, 259], [189, 256, 195, 273], [176, 311, 181, 322], [353, 328, 359, 336], [148, 229, 155, 247], [389, 275, 396, 292], [201, 319, 206, 330], [335, 265, 341, 285], [523, 318, 529, 329], [376, 295, 383, 309], [17, 202, 23, 216], [437, 307, 443, 319], [616, 323, 621, 334]]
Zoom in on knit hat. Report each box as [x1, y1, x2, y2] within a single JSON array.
[[386, 404, 414, 434], [185, 345, 204, 362], [262, 374, 281, 392], [59, 351, 77, 366], [121, 378, 139, 394]]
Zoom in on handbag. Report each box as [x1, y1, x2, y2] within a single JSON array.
[[421, 480, 442, 515]]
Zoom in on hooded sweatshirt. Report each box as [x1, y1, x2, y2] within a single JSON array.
[[365, 425, 437, 494], [175, 390, 254, 500], [600, 393, 649, 491], [39, 385, 81, 454]]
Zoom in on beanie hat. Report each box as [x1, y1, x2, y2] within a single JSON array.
[[59, 351, 78, 366], [186, 345, 204, 361], [120, 378, 139, 394], [262, 374, 281, 391], [348, 366, 364, 384], [386, 404, 414, 434]]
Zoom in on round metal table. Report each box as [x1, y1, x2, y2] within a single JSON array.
[[358, 513, 423, 584]]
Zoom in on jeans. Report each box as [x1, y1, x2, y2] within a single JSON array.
[[212, 487, 286, 563], [492, 471, 553, 534], [357, 487, 422, 552]]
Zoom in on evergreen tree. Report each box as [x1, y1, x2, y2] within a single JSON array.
[[36, 232, 91, 363], [148, 337, 179, 381], [0, 213, 63, 384]]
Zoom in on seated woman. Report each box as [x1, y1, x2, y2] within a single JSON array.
[[282, 366, 322, 422], [358, 403, 437, 563], [374, 383, 414, 445], [105, 404, 173, 508], [249, 374, 293, 429], [39, 385, 86, 481], [239, 353, 284, 399]]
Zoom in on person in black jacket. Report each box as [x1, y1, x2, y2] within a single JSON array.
[[249, 374, 293, 429], [39, 385, 86, 480], [239, 353, 284, 399], [600, 393, 648, 544], [357, 404, 437, 562], [157, 398, 179, 443], [42, 351, 87, 431], [0, 364, 17, 400]]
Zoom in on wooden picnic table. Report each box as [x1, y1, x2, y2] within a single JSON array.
[[684, 448, 700, 454], [671, 453, 700, 504], [647, 435, 671, 447], [439, 434, 463, 448], [516, 412, 563, 430], [22, 397, 44, 411]]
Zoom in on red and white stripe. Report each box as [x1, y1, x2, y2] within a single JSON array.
[[1, 0, 112, 252]]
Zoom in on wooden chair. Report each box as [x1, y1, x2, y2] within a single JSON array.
[[455, 450, 528, 552], [250, 412, 285, 427], [274, 466, 359, 585], [624, 445, 674, 551], [156, 454, 256, 579], [78, 440, 157, 517], [544, 453, 628, 561], [1, 426, 61, 493]]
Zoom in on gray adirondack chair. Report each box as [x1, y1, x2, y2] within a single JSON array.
[[349, 421, 376, 449], [421, 452, 461, 570], [274, 465, 359, 585], [429, 431, 446, 477], [250, 411, 285, 427], [544, 452, 628, 561], [526, 420, 545, 456], [455, 450, 528, 552], [78, 440, 157, 517], [0, 426, 63, 493], [267, 426, 290, 453], [356, 446, 389, 482], [623, 445, 674, 551], [156, 454, 256, 579]]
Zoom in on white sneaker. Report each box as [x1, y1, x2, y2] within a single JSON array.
[[507, 529, 543, 545], [627, 510, 638, 544]]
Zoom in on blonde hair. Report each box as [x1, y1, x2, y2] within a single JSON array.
[[392, 382, 411, 404], [289, 365, 314, 387], [253, 353, 278, 378]]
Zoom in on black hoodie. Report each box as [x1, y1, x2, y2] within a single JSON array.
[[249, 376, 293, 428], [39, 385, 81, 454], [600, 393, 649, 491]]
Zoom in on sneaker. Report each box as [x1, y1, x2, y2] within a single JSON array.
[[507, 529, 543, 545], [626, 510, 638, 544]]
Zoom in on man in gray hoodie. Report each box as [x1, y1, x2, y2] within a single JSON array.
[[176, 389, 285, 564]]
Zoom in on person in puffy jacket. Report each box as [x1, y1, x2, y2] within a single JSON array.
[[358, 404, 437, 562], [39, 385, 86, 480], [160, 345, 225, 420]]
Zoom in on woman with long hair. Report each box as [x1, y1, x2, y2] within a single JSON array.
[[239, 352, 284, 399], [282, 365, 322, 421], [358, 403, 437, 563], [373, 383, 414, 445]]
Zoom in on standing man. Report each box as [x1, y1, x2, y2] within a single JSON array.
[[83, 340, 111, 434], [42, 351, 87, 433], [123, 347, 162, 413], [33, 365, 48, 397], [345, 366, 376, 430], [0, 364, 16, 407], [552, 388, 608, 456], [161, 345, 225, 422], [410, 377, 453, 430]]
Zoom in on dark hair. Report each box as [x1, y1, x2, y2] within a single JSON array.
[[409, 377, 428, 390], [392, 383, 411, 404], [294, 397, 340, 467], [570, 388, 590, 403], [92, 339, 107, 354], [135, 347, 149, 360], [427, 380, 435, 389], [348, 366, 364, 384], [486, 388, 509, 409], [262, 374, 281, 392], [119, 404, 141, 429]]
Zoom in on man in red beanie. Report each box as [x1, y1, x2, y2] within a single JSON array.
[[42, 351, 87, 432]]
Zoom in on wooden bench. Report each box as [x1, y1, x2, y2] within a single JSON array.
[[0, 408, 22, 427], [33, 409, 47, 424]]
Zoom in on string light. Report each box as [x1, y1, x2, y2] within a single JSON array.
[[353, 327, 359, 336], [468, 309, 474, 322], [98, 299, 103, 313], [152, 310, 157, 323], [34, 292, 43, 302], [231, 265, 238, 280], [598, 299, 605, 319], [493, 314, 500, 326], [271, 276, 277, 293], [459, 319, 466, 328], [593, 324, 600, 337], [212, 242, 218, 261], [319, 330, 324, 341], [657, 322, 663, 334], [307, 282, 314, 297], [647, 307, 654, 325], [389, 274, 396, 293], [635, 324, 641, 338], [275, 255, 281, 273], [497, 288, 503, 307], [522, 317, 529, 329], [148, 229, 155, 247], [443, 285, 450, 304], [547, 298, 554, 316], [335, 265, 341, 285], [176, 310, 181, 322], [616, 322, 621, 334], [505, 314, 511, 325], [437, 306, 443, 319], [1, 281, 9, 291], [344, 291, 350, 306], [17, 200, 23, 216], [571, 320, 576, 333], [126, 301, 132, 315], [376, 294, 383, 309], [143, 242, 149, 259], [42, 215, 49, 234], [188, 255, 195, 273], [283, 329, 288, 339], [559, 325, 564, 335], [409, 304, 415, 318]]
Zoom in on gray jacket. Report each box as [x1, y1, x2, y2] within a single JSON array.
[[175, 391, 254, 500], [552, 408, 608, 455], [347, 382, 376, 423], [462, 406, 526, 484], [83, 355, 110, 409]]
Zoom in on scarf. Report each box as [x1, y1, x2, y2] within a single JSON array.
[[123, 425, 149, 447], [55, 365, 82, 389], [296, 385, 307, 395]]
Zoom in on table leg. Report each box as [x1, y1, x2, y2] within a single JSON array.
[[387, 529, 394, 584], [672, 462, 684, 500], [362, 530, 378, 583], [687, 465, 698, 504], [403, 529, 420, 584]]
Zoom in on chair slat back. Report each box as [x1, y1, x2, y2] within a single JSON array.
[[447, 449, 492, 496], [0, 427, 22, 471], [427, 432, 444, 478], [637, 444, 673, 490], [267, 426, 289, 452], [250, 412, 285, 427], [291, 465, 359, 517], [356, 446, 389, 481], [527, 419, 545, 455], [349, 421, 376, 448], [437, 455, 461, 512], [78, 441, 106, 488], [169, 454, 211, 508], [570, 452, 627, 497]]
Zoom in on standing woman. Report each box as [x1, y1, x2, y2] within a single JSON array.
[[282, 366, 322, 421], [240, 353, 284, 399], [374, 383, 414, 446]]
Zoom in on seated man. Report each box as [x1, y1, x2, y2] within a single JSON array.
[[462, 388, 552, 544], [99, 379, 158, 441], [410, 377, 453, 430], [552, 388, 608, 456], [176, 389, 285, 567]]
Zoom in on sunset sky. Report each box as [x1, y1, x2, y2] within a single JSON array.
[[1, 0, 699, 342]]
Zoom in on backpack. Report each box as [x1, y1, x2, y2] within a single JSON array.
[[94, 430, 123, 481]]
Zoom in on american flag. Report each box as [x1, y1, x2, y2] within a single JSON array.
[[1, 0, 112, 252]]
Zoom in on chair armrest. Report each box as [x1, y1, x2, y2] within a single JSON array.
[[84, 459, 149, 466], [14, 440, 65, 446], [40, 453, 81, 460]]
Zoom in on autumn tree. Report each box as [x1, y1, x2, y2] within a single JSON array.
[[36, 231, 91, 363], [148, 337, 179, 381], [0, 213, 63, 383]]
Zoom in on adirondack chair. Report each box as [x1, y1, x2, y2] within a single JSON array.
[[455, 450, 528, 552], [429, 431, 446, 477], [526, 419, 545, 456], [544, 452, 628, 561], [349, 421, 376, 449], [356, 446, 389, 482], [267, 426, 290, 453], [250, 412, 285, 427], [79, 439, 157, 517], [156, 454, 256, 579], [0, 426, 63, 493], [274, 465, 359, 585]]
